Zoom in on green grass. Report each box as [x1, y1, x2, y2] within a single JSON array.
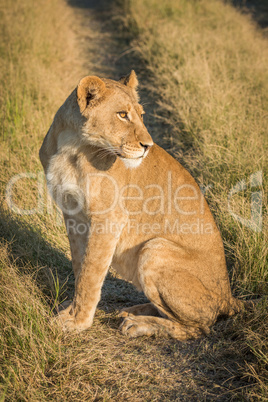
[[0, 0, 267, 400]]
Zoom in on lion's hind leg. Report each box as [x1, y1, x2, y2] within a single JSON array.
[[119, 238, 223, 340], [120, 315, 205, 340], [118, 303, 160, 318]]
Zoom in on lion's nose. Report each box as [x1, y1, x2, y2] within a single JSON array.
[[139, 142, 152, 152]]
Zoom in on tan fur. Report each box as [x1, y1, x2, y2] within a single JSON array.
[[40, 70, 243, 340]]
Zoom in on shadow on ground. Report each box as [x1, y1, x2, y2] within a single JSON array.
[[0, 206, 147, 314], [68, 0, 268, 29], [232, 0, 268, 30]]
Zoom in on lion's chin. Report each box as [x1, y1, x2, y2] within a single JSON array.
[[120, 157, 144, 169]]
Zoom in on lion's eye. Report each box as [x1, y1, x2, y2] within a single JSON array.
[[118, 111, 128, 119]]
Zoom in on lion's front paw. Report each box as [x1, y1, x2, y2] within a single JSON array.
[[55, 303, 92, 332]]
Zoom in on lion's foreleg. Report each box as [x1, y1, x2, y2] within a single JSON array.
[[58, 218, 119, 331]]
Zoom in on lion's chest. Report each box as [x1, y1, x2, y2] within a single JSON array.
[[46, 151, 90, 220]]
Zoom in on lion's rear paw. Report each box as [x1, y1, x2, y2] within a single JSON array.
[[119, 316, 154, 338], [117, 308, 134, 318]]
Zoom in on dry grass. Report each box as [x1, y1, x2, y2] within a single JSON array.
[[0, 0, 267, 400]]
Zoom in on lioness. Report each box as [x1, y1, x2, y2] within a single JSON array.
[[39, 70, 243, 340]]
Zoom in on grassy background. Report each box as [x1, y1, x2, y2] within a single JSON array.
[[0, 0, 267, 400]]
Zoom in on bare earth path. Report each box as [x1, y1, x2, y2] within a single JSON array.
[[53, 1, 254, 400]]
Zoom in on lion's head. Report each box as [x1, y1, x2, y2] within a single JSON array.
[[76, 70, 153, 168]]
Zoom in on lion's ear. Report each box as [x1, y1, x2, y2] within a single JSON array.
[[119, 70, 139, 90], [77, 76, 106, 114]]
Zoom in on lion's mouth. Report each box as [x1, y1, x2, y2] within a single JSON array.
[[118, 154, 144, 160], [110, 149, 146, 160], [102, 143, 150, 160], [99, 144, 150, 169], [117, 148, 150, 160]]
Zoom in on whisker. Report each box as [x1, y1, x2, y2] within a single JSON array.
[[98, 148, 117, 160], [80, 138, 122, 160]]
